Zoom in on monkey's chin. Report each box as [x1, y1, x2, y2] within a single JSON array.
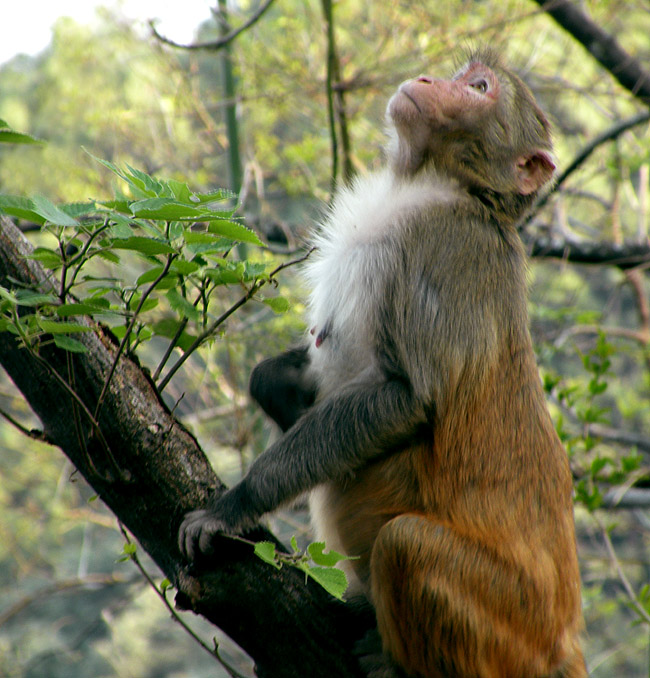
[[387, 91, 422, 127]]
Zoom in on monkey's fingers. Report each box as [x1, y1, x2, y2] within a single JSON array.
[[178, 509, 216, 560]]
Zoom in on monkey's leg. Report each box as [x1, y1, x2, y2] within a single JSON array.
[[370, 514, 583, 678], [249, 346, 316, 431]]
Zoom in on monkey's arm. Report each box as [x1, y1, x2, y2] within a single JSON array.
[[179, 375, 425, 558], [249, 346, 316, 432]]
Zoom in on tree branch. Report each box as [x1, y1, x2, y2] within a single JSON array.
[[0, 216, 365, 678], [533, 0, 650, 106], [524, 232, 650, 269], [149, 0, 275, 51], [530, 110, 650, 216]]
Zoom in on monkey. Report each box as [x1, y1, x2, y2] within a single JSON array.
[[179, 48, 586, 678]]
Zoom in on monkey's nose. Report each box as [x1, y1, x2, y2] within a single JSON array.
[[416, 75, 433, 84]]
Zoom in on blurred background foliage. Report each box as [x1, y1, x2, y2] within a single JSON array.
[[0, 0, 650, 676]]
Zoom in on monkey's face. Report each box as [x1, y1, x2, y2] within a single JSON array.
[[388, 63, 500, 139], [386, 57, 555, 196]]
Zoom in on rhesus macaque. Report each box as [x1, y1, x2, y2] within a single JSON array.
[[180, 49, 586, 678]]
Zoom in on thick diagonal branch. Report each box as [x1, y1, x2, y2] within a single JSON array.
[[0, 216, 364, 678]]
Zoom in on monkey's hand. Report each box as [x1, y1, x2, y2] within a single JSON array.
[[178, 485, 259, 560]]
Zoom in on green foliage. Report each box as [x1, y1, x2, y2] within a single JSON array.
[[0, 118, 43, 145], [0, 159, 290, 392], [251, 536, 356, 601]]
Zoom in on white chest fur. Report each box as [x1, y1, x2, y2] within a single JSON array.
[[303, 168, 458, 393]]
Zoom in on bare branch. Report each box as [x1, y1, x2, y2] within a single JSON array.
[[524, 232, 650, 269], [531, 111, 650, 216], [602, 487, 650, 510], [533, 0, 650, 106], [150, 0, 275, 51]]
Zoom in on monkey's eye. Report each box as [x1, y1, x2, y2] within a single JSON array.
[[469, 79, 488, 94]]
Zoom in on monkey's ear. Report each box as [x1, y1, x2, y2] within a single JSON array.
[[514, 151, 555, 195]]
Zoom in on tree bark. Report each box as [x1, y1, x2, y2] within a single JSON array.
[[0, 216, 365, 678]]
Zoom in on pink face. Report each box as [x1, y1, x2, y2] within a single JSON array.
[[388, 62, 501, 133]]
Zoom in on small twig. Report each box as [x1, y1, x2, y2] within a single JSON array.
[[0, 405, 51, 442], [152, 317, 189, 383], [157, 248, 314, 392], [150, 0, 275, 52], [533, 0, 650, 105], [528, 111, 650, 217], [118, 525, 249, 678], [597, 516, 650, 626], [94, 253, 177, 420], [0, 573, 132, 627]]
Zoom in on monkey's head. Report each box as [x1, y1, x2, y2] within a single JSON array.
[[387, 49, 555, 212]]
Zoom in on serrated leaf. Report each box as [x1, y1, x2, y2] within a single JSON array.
[[15, 291, 58, 307], [0, 129, 44, 145], [111, 237, 175, 255], [37, 318, 93, 334], [307, 542, 351, 567], [53, 335, 89, 353], [0, 195, 45, 224], [166, 289, 200, 322], [125, 164, 165, 197], [152, 319, 196, 351], [304, 566, 349, 600], [56, 302, 118, 317], [171, 260, 200, 275], [26, 248, 63, 268], [207, 219, 263, 246], [193, 188, 236, 204], [32, 195, 78, 226], [167, 179, 192, 202], [263, 296, 290, 314], [61, 201, 97, 218], [130, 198, 207, 220], [183, 231, 220, 245], [254, 541, 281, 569]]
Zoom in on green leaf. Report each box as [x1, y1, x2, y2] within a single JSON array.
[[192, 188, 236, 204], [263, 296, 290, 314], [37, 318, 93, 334], [167, 179, 192, 203], [171, 260, 200, 275], [15, 291, 58, 307], [32, 195, 78, 227], [152, 319, 196, 351], [56, 302, 118, 317], [125, 164, 165, 197], [61, 201, 97, 218], [130, 198, 208, 220], [53, 335, 89, 353], [0, 195, 45, 224], [307, 542, 351, 567], [111, 237, 175, 255], [303, 565, 349, 600], [160, 578, 173, 592], [0, 127, 44, 145], [207, 219, 263, 246], [290, 535, 299, 552], [123, 543, 137, 555], [254, 541, 282, 569], [166, 289, 200, 322], [26, 247, 63, 268]]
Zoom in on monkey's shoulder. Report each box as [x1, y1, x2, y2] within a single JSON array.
[[313, 168, 461, 249]]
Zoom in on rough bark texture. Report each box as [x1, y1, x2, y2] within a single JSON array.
[[0, 216, 366, 678]]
